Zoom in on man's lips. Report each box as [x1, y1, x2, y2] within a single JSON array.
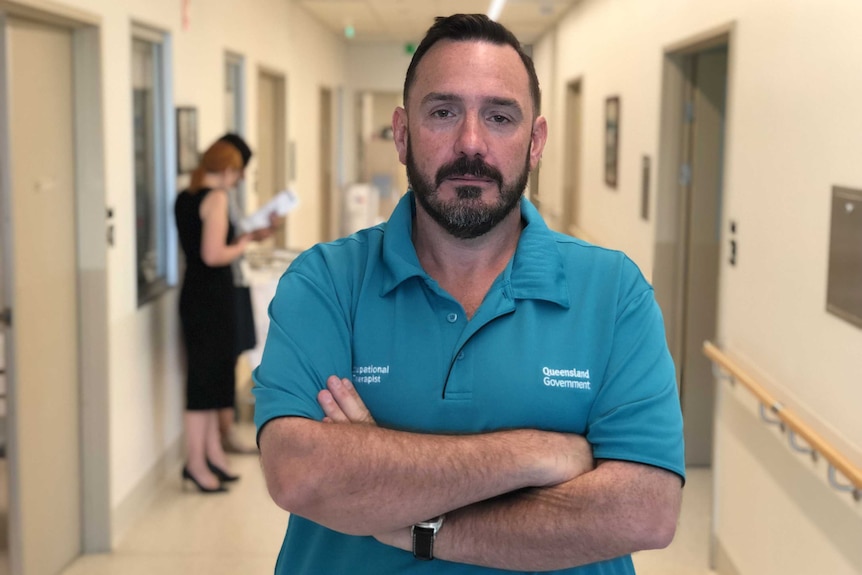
[[435, 157, 503, 187], [445, 175, 493, 183]]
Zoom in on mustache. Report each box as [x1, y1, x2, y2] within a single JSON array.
[[435, 156, 503, 188]]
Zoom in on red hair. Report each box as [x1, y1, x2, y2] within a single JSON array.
[[189, 140, 243, 192]]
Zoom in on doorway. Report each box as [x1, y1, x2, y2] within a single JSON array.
[[562, 79, 584, 236], [6, 16, 80, 574], [257, 69, 287, 248], [319, 87, 336, 242], [0, 5, 109, 572], [654, 32, 730, 466], [355, 90, 405, 230]]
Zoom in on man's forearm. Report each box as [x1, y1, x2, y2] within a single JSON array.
[[259, 416, 591, 535], [424, 460, 682, 571]]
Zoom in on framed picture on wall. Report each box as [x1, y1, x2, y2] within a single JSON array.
[[176, 106, 198, 174], [604, 96, 620, 188]]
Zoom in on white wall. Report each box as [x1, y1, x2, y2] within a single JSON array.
[[534, 0, 862, 573]]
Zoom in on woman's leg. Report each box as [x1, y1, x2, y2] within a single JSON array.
[[218, 407, 235, 445], [219, 406, 258, 454], [184, 410, 221, 489], [205, 410, 233, 472]]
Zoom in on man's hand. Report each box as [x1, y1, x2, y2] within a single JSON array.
[[318, 376, 376, 425], [315, 375, 592, 485], [315, 374, 593, 487], [317, 377, 414, 548], [314, 373, 596, 555]]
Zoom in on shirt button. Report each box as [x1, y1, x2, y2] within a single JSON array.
[[446, 312, 458, 323], [457, 351, 465, 360]]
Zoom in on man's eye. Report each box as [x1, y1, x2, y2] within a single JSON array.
[[432, 109, 453, 119], [489, 115, 510, 124]]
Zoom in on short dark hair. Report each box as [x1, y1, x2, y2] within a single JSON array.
[[219, 133, 253, 167], [403, 14, 541, 116]]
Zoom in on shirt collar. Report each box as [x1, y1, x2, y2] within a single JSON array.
[[381, 191, 570, 309]]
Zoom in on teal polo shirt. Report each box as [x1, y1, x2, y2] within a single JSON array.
[[253, 192, 685, 575]]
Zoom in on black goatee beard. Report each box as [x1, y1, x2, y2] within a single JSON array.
[[406, 144, 530, 240]]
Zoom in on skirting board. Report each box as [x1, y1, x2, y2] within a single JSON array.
[[713, 535, 741, 575], [112, 436, 184, 547]]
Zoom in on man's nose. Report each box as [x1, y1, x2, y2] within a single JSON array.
[[454, 114, 488, 158]]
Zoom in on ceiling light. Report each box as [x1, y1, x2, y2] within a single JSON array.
[[487, 0, 507, 21]]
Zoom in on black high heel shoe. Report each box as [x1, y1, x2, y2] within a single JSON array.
[[207, 459, 240, 482], [182, 466, 228, 493]]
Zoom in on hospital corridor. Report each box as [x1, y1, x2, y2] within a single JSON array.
[[0, 0, 859, 574]]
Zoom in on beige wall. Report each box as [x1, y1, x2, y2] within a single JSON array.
[[534, 0, 862, 573]]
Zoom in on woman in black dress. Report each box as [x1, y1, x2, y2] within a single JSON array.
[[175, 140, 254, 492]]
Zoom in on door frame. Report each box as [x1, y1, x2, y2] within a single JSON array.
[[655, 24, 734, 323], [653, 24, 734, 568], [256, 66, 288, 247], [0, 2, 110, 568], [225, 51, 247, 211], [319, 86, 336, 242], [563, 78, 584, 237], [654, 23, 734, 372]]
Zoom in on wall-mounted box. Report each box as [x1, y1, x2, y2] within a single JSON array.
[[826, 186, 862, 328]]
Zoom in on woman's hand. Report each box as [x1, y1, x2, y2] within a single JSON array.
[[232, 233, 252, 248], [248, 212, 285, 241]]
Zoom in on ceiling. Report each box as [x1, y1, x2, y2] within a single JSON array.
[[294, 0, 581, 45]]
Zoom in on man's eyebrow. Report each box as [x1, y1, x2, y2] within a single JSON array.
[[420, 93, 523, 112], [420, 92, 461, 106], [486, 97, 522, 112]]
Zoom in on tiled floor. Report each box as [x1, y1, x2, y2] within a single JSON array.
[[59, 424, 716, 575], [59, 425, 287, 575]]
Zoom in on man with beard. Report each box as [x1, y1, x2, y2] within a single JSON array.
[[253, 14, 685, 575]]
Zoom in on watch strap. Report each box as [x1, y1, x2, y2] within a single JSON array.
[[412, 525, 435, 560]]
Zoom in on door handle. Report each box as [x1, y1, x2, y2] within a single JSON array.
[[0, 308, 10, 327]]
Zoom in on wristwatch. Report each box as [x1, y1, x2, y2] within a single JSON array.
[[412, 515, 445, 560]]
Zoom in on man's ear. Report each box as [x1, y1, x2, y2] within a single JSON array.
[[529, 116, 548, 171], [393, 107, 409, 165]]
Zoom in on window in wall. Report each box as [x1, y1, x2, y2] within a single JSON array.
[[132, 28, 172, 305]]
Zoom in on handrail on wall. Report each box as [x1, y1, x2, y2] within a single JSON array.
[[703, 341, 862, 502]]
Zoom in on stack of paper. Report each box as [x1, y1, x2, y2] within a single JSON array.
[[239, 188, 299, 233]]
